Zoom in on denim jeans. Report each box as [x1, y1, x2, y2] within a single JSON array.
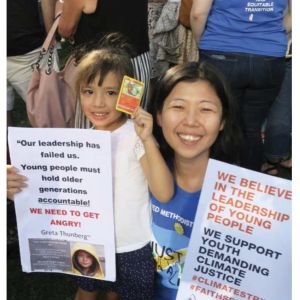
[[199, 50, 285, 171], [263, 59, 291, 161]]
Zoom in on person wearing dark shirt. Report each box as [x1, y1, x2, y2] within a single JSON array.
[[7, 0, 46, 125], [43, 0, 151, 111]]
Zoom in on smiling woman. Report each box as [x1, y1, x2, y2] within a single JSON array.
[[148, 61, 243, 300], [150, 61, 242, 166], [157, 80, 224, 162]]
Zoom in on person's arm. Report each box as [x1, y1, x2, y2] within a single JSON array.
[[41, 0, 59, 33], [190, 0, 213, 44], [132, 107, 174, 203], [7, 166, 27, 201], [57, 0, 85, 38], [284, 0, 292, 33]]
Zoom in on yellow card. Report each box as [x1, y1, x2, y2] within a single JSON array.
[[116, 76, 144, 115]]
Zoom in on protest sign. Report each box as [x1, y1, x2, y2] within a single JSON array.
[[176, 159, 291, 300], [8, 127, 116, 281]]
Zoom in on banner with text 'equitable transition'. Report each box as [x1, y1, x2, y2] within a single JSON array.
[[8, 127, 116, 281], [176, 159, 291, 300]]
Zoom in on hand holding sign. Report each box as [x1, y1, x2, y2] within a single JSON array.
[[7, 165, 27, 200]]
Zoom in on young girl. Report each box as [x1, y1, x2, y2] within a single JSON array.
[[148, 61, 242, 299], [71, 243, 104, 279], [7, 35, 174, 300]]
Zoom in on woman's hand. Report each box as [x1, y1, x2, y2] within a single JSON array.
[[7, 165, 27, 201]]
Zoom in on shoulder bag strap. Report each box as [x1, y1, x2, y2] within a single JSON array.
[[33, 12, 62, 71], [42, 12, 62, 53]]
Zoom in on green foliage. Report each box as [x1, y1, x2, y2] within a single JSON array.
[[12, 96, 31, 127]]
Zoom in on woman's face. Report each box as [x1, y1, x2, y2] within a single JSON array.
[[157, 80, 224, 162], [77, 250, 93, 269]]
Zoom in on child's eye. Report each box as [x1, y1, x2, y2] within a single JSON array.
[[107, 90, 118, 96], [81, 88, 93, 95]]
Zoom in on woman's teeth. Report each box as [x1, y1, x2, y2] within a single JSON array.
[[178, 133, 200, 141]]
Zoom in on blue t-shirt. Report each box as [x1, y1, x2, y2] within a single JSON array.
[[199, 0, 288, 57], [151, 184, 201, 300]]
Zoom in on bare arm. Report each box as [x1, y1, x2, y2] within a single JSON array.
[[284, 0, 292, 33], [41, 0, 58, 33], [190, 0, 213, 44], [133, 108, 174, 202], [57, 0, 84, 38], [7, 166, 27, 201]]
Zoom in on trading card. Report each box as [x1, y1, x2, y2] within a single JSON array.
[[116, 76, 144, 115]]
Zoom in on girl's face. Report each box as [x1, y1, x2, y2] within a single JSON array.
[[77, 250, 93, 269], [80, 71, 126, 131], [157, 80, 224, 162]]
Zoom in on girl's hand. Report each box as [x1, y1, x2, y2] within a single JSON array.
[[132, 107, 154, 142], [7, 165, 27, 201]]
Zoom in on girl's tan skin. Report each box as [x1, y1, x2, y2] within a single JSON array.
[[7, 166, 27, 200], [7, 73, 174, 202], [7, 49, 174, 300]]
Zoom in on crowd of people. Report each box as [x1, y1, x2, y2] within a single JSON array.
[[7, 0, 292, 300]]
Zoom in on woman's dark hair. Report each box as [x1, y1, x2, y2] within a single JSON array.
[[148, 61, 243, 164], [72, 250, 99, 276]]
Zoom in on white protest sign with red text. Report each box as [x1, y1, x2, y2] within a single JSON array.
[[8, 127, 116, 281], [176, 159, 291, 300]]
